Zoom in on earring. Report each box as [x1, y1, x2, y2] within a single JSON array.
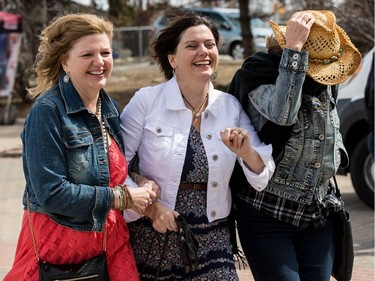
[[211, 70, 218, 81], [172, 68, 176, 76], [63, 73, 70, 83]]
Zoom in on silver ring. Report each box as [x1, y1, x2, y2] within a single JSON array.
[[240, 132, 248, 139], [232, 128, 242, 134]]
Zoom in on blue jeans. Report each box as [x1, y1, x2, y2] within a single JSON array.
[[236, 200, 335, 281]]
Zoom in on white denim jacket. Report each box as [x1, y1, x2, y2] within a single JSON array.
[[121, 77, 275, 222]]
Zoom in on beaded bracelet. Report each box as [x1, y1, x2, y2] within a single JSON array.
[[116, 185, 127, 210], [114, 184, 134, 210], [112, 189, 121, 210], [121, 184, 134, 209]]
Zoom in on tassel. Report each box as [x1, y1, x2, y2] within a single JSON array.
[[233, 249, 248, 270]]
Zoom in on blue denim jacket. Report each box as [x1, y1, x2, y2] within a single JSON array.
[[246, 49, 348, 204], [22, 75, 123, 231]]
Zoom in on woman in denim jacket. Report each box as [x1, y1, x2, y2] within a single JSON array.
[[4, 14, 158, 281], [228, 10, 361, 281]]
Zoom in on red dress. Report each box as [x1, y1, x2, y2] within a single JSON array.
[[4, 138, 140, 281]]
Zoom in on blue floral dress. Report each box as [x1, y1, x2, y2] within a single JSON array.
[[128, 125, 239, 280]]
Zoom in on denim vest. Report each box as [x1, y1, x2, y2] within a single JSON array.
[[246, 49, 348, 204], [22, 76, 123, 231]]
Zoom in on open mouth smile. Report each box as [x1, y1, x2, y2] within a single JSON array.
[[88, 70, 105, 75], [193, 60, 211, 66]]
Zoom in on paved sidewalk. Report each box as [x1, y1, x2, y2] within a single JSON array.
[[0, 119, 373, 280]]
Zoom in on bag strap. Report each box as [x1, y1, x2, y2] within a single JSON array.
[[156, 233, 169, 279], [26, 193, 41, 262], [140, 231, 169, 281], [332, 176, 347, 211], [332, 175, 342, 199], [26, 192, 107, 262]]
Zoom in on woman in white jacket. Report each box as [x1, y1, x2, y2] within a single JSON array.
[[120, 12, 275, 280]]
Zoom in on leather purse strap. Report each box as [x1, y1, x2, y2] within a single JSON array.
[[140, 231, 169, 280], [26, 192, 107, 262], [333, 176, 341, 197]]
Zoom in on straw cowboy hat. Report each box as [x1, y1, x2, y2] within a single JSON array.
[[269, 10, 362, 85]]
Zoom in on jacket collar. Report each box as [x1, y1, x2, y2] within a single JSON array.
[[58, 75, 118, 118]]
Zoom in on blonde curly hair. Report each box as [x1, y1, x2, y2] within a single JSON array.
[[27, 13, 113, 100]]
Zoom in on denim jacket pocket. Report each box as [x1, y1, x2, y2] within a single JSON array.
[[272, 113, 304, 181], [64, 130, 93, 178]]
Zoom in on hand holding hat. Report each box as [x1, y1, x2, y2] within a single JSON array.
[[269, 10, 362, 85], [284, 12, 315, 52]]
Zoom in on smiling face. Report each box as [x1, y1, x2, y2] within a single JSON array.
[[168, 24, 219, 83], [61, 33, 113, 98]]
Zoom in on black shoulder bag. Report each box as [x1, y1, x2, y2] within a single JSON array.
[[27, 194, 109, 281], [331, 176, 354, 281]]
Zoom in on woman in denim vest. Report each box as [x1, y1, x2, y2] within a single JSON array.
[[4, 13, 158, 281], [228, 10, 361, 281]]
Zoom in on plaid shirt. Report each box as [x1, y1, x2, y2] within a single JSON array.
[[238, 184, 342, 229]]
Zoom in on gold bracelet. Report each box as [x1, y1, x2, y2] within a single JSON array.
[[112, 189, 119, 209], [115, 184, 134, 210], [120, 184, 134, 209], [111, 189, 115, 209], [114, 188, 123, 210], [116, 185, 127, 210], [127, 187, 134, 208]]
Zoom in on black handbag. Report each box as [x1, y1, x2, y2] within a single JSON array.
[[175, 215, 199, 273], [331, 177, 354, 281], [141, 215, 199, 280], [26, 194, 109, 281], [39, 254, 109, 281]]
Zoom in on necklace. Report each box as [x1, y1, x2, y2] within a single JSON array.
[[95, 97, 108, 153], [181, 93, 208, 122]]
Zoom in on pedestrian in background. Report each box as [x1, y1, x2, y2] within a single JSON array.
[[4, 13, 158, 281], [120, 12, 275, 280], [228, 10, 361, 281]]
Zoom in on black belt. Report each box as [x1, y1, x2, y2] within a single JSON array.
[[179, 183, 207, 191]]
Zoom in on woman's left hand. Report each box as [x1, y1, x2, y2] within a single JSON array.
[[221, 127, 265, 174], [220, 127, 251, 157]]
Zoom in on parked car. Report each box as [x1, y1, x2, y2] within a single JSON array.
[[150, 7, 272, 60], [337, 47, 374, 209]]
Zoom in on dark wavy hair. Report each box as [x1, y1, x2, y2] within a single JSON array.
[[151, 12, 222, 80]]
